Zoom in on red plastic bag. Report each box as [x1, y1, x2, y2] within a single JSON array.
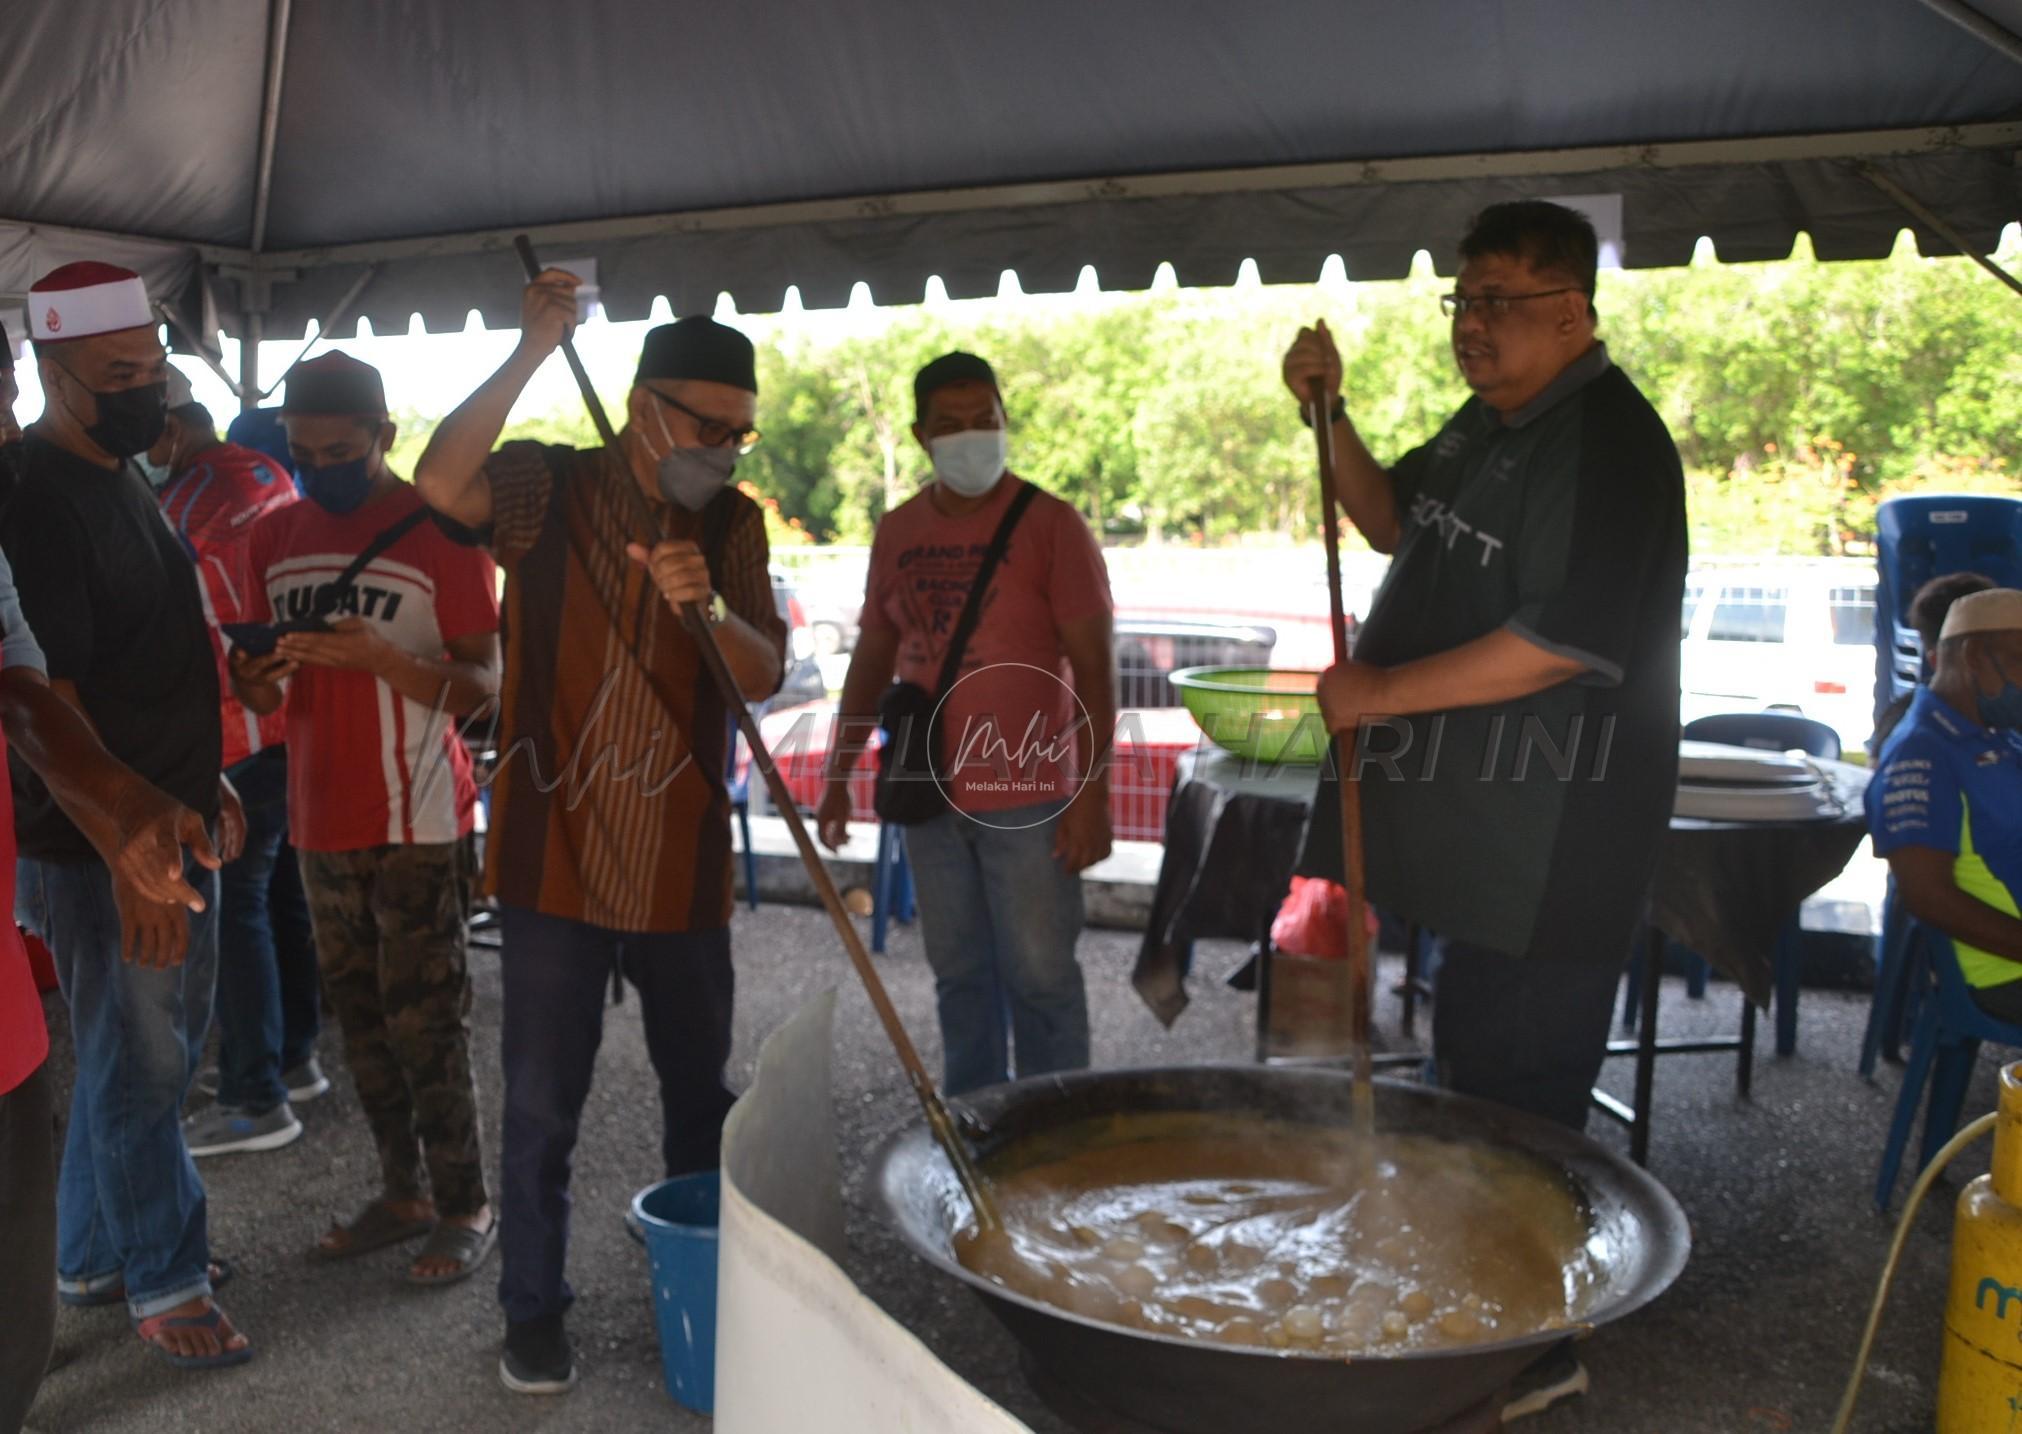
[[1269, 877, 1377, 961]]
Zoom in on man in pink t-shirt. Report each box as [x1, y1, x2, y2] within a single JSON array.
[[232, 352, 501, 1287], [819, 352, 1116, 1094]]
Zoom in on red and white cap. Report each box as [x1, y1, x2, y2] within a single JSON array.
[[28, 261, 153, 344]]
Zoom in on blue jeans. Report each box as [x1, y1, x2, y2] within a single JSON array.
[[496, 907, 736, 1325], [16, 853, 221, 1319], [904, 798, 1089, 1095], [215, 748, 318, 1110]]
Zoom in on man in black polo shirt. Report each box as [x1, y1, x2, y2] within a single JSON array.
[[1286, 201, 1686, 1127], [3, 262, 250, 1369], [1286, 200, 1684, 1418]]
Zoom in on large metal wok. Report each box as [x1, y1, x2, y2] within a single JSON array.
[[873, 1065, 1690, 1434]]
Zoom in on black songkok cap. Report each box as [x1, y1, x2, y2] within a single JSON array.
[[635, 316, 757, 394], [913, 351, 999, 419], [281, 351, 388, 416]]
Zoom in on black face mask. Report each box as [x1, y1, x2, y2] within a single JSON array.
[[59, 371, 168, 459]]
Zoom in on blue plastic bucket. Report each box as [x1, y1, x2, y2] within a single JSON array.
[[633, 1172, 721, 1412]]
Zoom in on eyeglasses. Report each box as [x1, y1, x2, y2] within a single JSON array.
[[1439, 287, 1583, 321], [646, 387, 762, 453]]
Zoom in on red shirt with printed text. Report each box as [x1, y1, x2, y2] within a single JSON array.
[[246, 485, 498, 852]]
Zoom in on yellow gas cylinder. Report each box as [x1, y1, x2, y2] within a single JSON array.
[[1939, 1062, 2022, 1431]]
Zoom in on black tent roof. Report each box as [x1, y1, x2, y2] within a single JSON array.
[[2, 0, 2017, 339]]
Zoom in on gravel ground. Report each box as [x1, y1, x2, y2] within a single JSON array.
[[21, 902, 1996, 1434]]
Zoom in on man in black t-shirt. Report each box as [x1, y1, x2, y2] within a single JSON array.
[[2, 262, 251, 1370], [1284, 199, 1686, 1423], [1284, 203, 1687, 1125]]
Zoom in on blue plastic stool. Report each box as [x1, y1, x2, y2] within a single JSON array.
[[634, 1172, 721, 1412], [727, 733, 758, 912], [871, 822, 915, 954], [1620, 938, 1708, 1031], [1873, 925, 2022, 1212]]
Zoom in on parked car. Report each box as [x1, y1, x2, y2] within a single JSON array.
[[771, 569, 828, 709], [1114, 616, 1278, 708], [1678, 562, 1877, 753]]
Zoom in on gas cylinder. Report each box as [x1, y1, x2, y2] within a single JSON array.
[[1939, 1062, 2022, 1431]]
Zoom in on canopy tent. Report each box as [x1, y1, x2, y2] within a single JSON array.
[[3, 0, 2019, 382]]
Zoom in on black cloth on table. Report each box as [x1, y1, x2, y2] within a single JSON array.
[[1136, 749, 1872, 1022]]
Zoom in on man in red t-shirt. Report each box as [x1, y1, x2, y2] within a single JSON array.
[[232, 352, 502, 1285], [146, 369, 328, 1160], [819, 352, 1116, 1095]]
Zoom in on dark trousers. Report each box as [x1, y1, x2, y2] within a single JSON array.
[[215, 748, 318, 1110], [0, 1063, 56, 1434], [496, 906, 736, 1326], [1430, 938, 1625, 1132]]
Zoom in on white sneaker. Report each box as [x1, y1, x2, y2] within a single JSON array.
[[283, 1056, 331, 1102], [183, 1102, 303, 1157]]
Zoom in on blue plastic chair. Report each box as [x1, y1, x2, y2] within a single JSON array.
[[1625, 713, 1843, 1051], [871, 822, 915, 954], [1873, 495, 2022, 730], [1858, 875, 1919, 1078], [727, 732, 758, 912], [1874, 923, 2022, 1212]]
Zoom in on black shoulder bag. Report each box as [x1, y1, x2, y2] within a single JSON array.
[[874, 483, 1040, 825]]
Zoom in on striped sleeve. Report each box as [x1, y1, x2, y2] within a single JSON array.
[[484, 440, 561, 567]]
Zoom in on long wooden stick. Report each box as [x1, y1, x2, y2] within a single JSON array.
[[1309, 380, 1374, 1120], [510, 236, 1001, 1231]]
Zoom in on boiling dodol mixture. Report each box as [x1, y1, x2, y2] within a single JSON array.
[[954, 1115, 1601, 1355]]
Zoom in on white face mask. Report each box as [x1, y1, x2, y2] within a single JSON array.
[[929, 428, 1008, 497]]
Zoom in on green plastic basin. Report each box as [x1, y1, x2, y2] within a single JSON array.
[[1168, 666, 1328, 765]]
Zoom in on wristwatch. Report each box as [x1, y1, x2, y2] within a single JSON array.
[[704, 592, 729, 625]]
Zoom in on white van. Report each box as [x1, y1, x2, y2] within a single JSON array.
[[1678, 561, 1878, 754]]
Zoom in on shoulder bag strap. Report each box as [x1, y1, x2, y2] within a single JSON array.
[[931, 481, 1041, 702], [328, 504, 435, 594]]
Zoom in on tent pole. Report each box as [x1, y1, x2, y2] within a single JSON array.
[[1856, 162, 2022, 301], [253, 120, 2022, 274], [249, 0, 293, 256], [153, 300, 246, 403], [261, 265, 377, 399], [239, 311, 263, 413], [1915, 0, 2022, 67]]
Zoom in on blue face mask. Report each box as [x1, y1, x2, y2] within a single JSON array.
[[296, 455, 374, 515], [1981, 655, 2022, 731]]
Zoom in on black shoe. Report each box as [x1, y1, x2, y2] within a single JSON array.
[[1502, 1343, 1588, 1422], [499, 1313, 577, 1395]]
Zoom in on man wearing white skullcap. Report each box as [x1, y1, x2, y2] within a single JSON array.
[[1868, 587, 2022, 1023], [1, 261, 254, 1369]]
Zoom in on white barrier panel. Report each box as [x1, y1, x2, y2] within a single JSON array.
[[716, 989, 1031, 1434]]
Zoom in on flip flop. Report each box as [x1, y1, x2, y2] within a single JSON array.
[[312, 1200, 435, 1261], [406, 1214, 498, 1287], [133, 1301, 254, 1370], [60, 1258, 236, 1309]]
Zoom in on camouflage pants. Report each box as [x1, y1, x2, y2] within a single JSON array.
[[298, 838, 487, 1218]]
